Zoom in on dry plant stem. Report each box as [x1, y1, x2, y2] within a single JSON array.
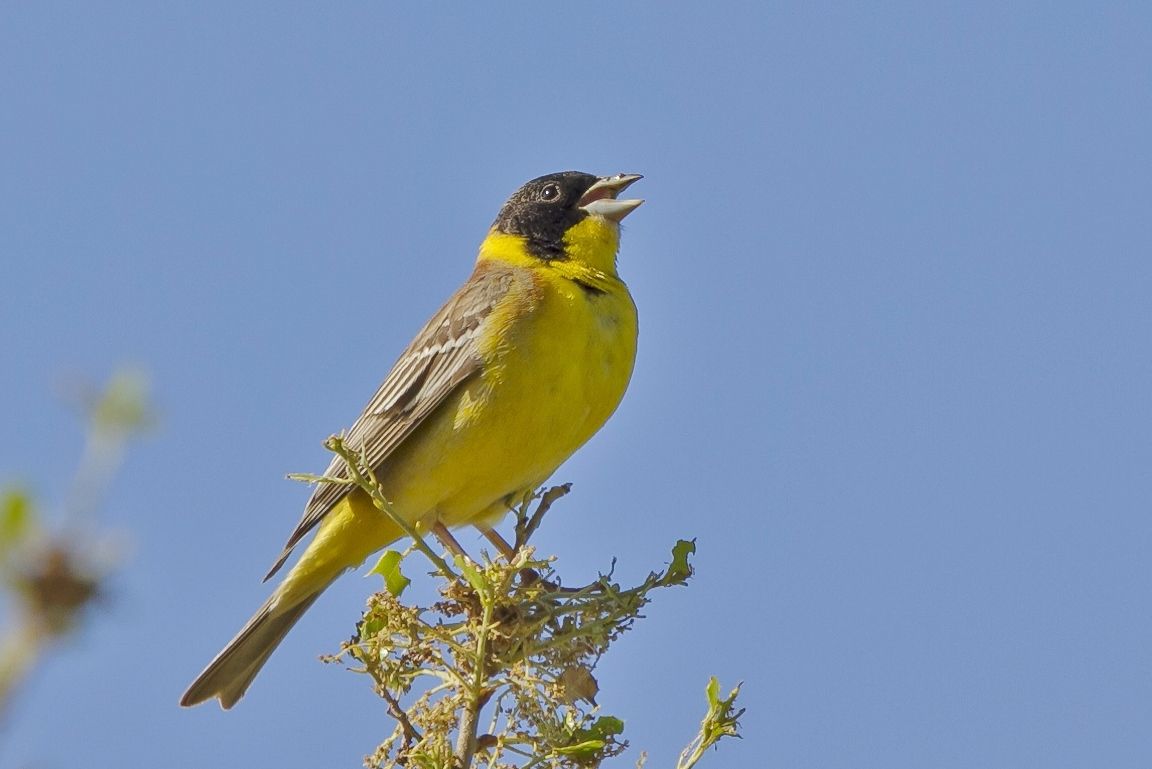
[[324, 436, 458, 580], [378, 684, 422, 747], [454, 572, 504, 769]]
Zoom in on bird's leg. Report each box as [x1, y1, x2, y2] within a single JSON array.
[[431, 522, 471, 561], [481, 528, 518, 561]]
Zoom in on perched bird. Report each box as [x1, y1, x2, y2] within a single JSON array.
[[181, 171, 644, 709]]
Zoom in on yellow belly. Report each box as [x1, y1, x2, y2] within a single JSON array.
[[281, 269, 637, 600]]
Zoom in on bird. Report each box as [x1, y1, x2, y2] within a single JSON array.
[[180, 171, 644, 709]]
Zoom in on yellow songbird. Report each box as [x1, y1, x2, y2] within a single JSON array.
[[181, 171, 643, 708]]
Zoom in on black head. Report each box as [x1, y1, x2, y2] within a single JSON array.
[[491, 171, 602, 260]]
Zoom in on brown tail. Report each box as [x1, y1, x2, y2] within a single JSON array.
[[179, 586, 327, 709]]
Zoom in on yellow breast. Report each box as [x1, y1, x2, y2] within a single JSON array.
[[436, 262, 637, 524]]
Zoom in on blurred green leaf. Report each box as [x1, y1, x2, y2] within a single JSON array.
[[588, 715, 624, 738], [556, 715, 625, 760], [0, 488, 36, 560], [553, 739, 606, 758], [369, 550, 411, 597], [91, 368, 155, 434]]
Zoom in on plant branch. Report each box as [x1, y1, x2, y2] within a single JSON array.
[[311, 435, 459, 581], [514, 485, 571, 550]]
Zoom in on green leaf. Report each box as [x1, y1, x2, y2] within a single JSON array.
[[589, 715, 625, 738], [556, 715, 626, 760], [706, 676, 721, 707], [456, 555, 489, 596], [368, 549, 411, 597], [677, 678, 745, 769], [702, 676, 744, 745], [665, 539, 696, 584], [554, 739, 606, 758]]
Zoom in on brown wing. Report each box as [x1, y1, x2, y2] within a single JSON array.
[[263, 262, 516, 580]]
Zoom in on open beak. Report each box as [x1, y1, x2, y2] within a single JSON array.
[[579, 173, 644, 222]]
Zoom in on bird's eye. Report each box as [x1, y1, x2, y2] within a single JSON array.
[[540, 183, 561, 202]]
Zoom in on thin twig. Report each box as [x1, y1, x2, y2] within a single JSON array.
[[514, 484, 571, 550], [323, 436, 459, 581], [453, 602, 492, 768], [378, 684, 422, 748], [453, 564, 516, 769]]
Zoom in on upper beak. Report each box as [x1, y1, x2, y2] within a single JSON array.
[[579, 173, 644, 222]]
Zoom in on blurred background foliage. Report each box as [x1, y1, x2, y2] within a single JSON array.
[[0, 369, 152, 716]]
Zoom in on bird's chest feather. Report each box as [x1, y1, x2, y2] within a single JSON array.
[[460, 279, 637, 446]]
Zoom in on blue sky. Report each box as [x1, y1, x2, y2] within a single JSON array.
[[3, 2, 1151, 767]]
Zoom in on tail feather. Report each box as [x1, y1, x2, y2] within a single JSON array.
[[182, 492, 408, 708], [180, 588, 326, 709]]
